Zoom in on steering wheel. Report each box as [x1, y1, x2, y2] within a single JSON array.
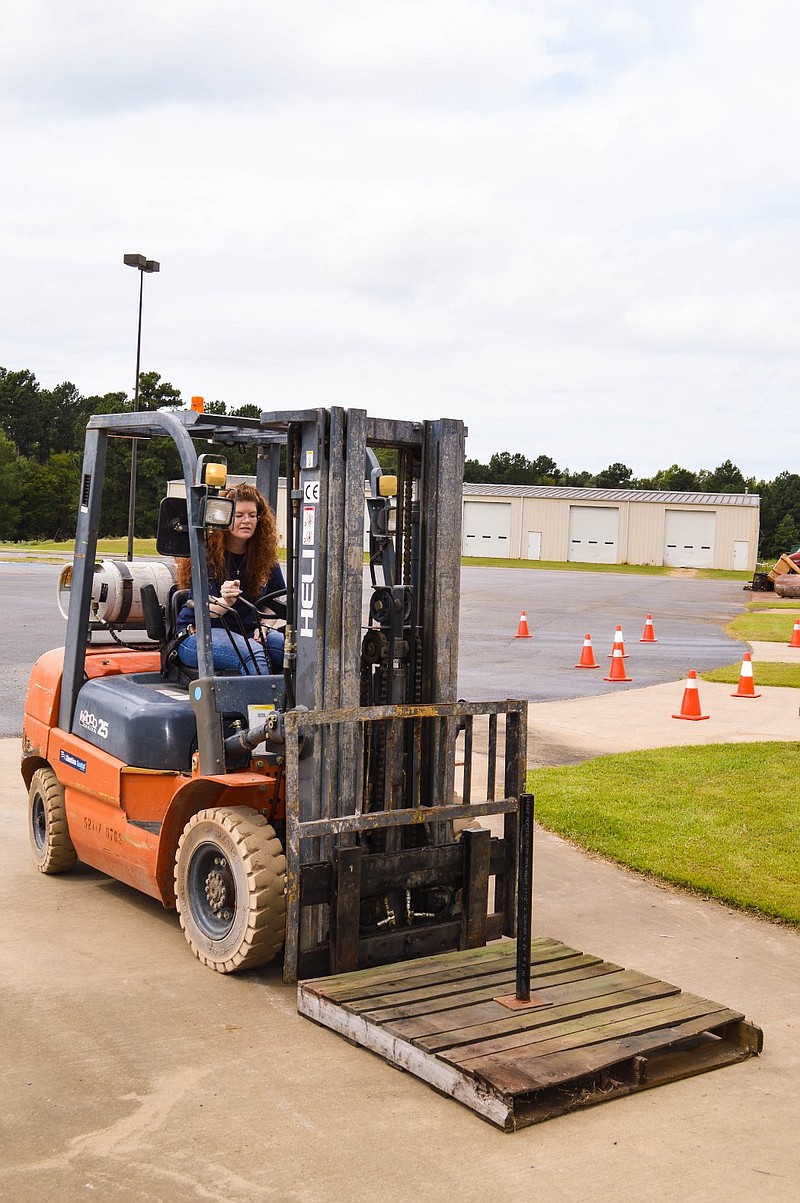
[[255, 588, 288, 622]]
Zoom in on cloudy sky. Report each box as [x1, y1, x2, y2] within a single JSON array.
[[2, 1, 799, 479]]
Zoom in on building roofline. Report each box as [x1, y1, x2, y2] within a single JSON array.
[[462, 483, 760, 507]]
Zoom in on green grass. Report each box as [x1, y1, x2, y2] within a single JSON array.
[[701, 661, 800, 688], [0, 538, 287, 563], [462, 556, 751, 580], [527, 743, 800, 925], [726, 611, 800, 643], [0, 538, 159, 557], [746, 598, 800, 610]]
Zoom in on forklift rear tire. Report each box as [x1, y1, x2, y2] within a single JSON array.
[[28, 766, 78, 874], [174, 807, 286, 973]]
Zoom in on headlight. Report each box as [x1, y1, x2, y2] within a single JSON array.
[[204, 495, 235, 528]]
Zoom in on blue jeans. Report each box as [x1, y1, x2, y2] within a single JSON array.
[[177, 629, 284, 676]]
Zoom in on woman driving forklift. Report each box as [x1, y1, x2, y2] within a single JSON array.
[[174, 483, 285, 676]]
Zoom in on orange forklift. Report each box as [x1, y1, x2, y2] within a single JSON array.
[[22, 406, 525, 980]]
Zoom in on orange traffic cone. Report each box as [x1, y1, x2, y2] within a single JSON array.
[[515, 611, 532, 639], [640, 614, 658, 643], [731, 652, 761, 699], [604, 648, 632, 682], [574, 633, 600, 669], [607, 625, 628, 658], [789, 621, 800, 648], [672, 670, 710, 720]]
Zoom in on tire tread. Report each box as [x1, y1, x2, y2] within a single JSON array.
[[175, 806, 286, 973], [28, 767, 77, 874]]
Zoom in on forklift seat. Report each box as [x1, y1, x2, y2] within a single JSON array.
[[168, 587, 190, 639], [161, 587, 196, 682]]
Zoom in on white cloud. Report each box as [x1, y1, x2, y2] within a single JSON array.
[[1, 1, 799, 479]]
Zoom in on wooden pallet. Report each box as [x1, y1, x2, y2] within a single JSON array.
[[297, 937, 763, 1131]]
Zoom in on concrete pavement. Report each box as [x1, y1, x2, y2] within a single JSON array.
[[2, 645, 799, 1201], [748, 639, 800, 663], [528, 678, 800, 766]]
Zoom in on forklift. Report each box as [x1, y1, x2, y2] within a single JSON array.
[[22, 406, 526, 981]]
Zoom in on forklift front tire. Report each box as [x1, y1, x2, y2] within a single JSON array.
[[174, 807, 286, 973], [28, 766, 78, 874]]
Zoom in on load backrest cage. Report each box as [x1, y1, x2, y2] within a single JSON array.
[[283, 698, 527, 983]]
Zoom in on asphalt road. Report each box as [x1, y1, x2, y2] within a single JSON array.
[[0, 562, 71, 737], [0, 559, 748, 736], [457, 565, 748, 702]]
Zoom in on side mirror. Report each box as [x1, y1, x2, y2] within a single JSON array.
[[156, 497, 190, 557]]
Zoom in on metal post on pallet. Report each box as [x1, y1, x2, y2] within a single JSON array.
[[515, 792, 535, 1002]]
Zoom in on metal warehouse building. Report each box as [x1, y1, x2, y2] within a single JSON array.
[[461, 484, 760, 571]]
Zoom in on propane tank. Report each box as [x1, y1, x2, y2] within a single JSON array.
[[57, 559, 176, 624]]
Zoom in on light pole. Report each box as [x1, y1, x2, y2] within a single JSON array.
[[123, 253, 160, 561]]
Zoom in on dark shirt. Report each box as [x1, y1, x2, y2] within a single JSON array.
[[176, 559, 285, 637]]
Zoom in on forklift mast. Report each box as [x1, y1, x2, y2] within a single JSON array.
[[255, 407, 464, 713], [250, 409, 524, 980]]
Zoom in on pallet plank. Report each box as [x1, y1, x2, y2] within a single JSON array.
[[354, 953, 614, 1018], [505, 1034, 755, 1128], [303, 940, 519, 994], [398, 974, 678, 1051], [332, 942, 581, 1006], [368, 962, 630, 1029], [308, 938, 563, 1003], [327, 938, 584, 1005], [453, 998, 739, 1081], [469, 1007, 745, 1096]]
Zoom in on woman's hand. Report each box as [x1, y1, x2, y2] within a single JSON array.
[[219, 578, 241, 606], [209, 579, 240, 616]]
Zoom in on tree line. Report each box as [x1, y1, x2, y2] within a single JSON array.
[[1, 365, 798, 559], [0, 367, 258, 542]]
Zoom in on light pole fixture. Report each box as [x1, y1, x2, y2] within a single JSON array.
[[123, 253, 160, 560]]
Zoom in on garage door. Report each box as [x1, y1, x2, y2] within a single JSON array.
[[462, 502, 512, 557], [568, 506, 618, 563], [664, 510, 715, 568]]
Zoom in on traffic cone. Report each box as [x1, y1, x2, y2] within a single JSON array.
[[574, 633, 600, 669], [515, 611, 532, 639], [640, 614, 658, 643], [789, 620, 800, 648], [604, 648, 632, 682], [607, 625, 628, 658], [731, 652, 761, 699], [672, 670, 710, 720]]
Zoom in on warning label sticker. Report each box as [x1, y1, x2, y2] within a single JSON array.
[[302, 505, 315, 546]]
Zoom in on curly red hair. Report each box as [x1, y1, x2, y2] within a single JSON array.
[[175, 483, 280, 592]]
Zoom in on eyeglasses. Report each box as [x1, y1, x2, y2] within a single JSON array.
[[234, 511, 259, 523]]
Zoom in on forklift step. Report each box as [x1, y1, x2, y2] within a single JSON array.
[[297, 937, 763, 1131]]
